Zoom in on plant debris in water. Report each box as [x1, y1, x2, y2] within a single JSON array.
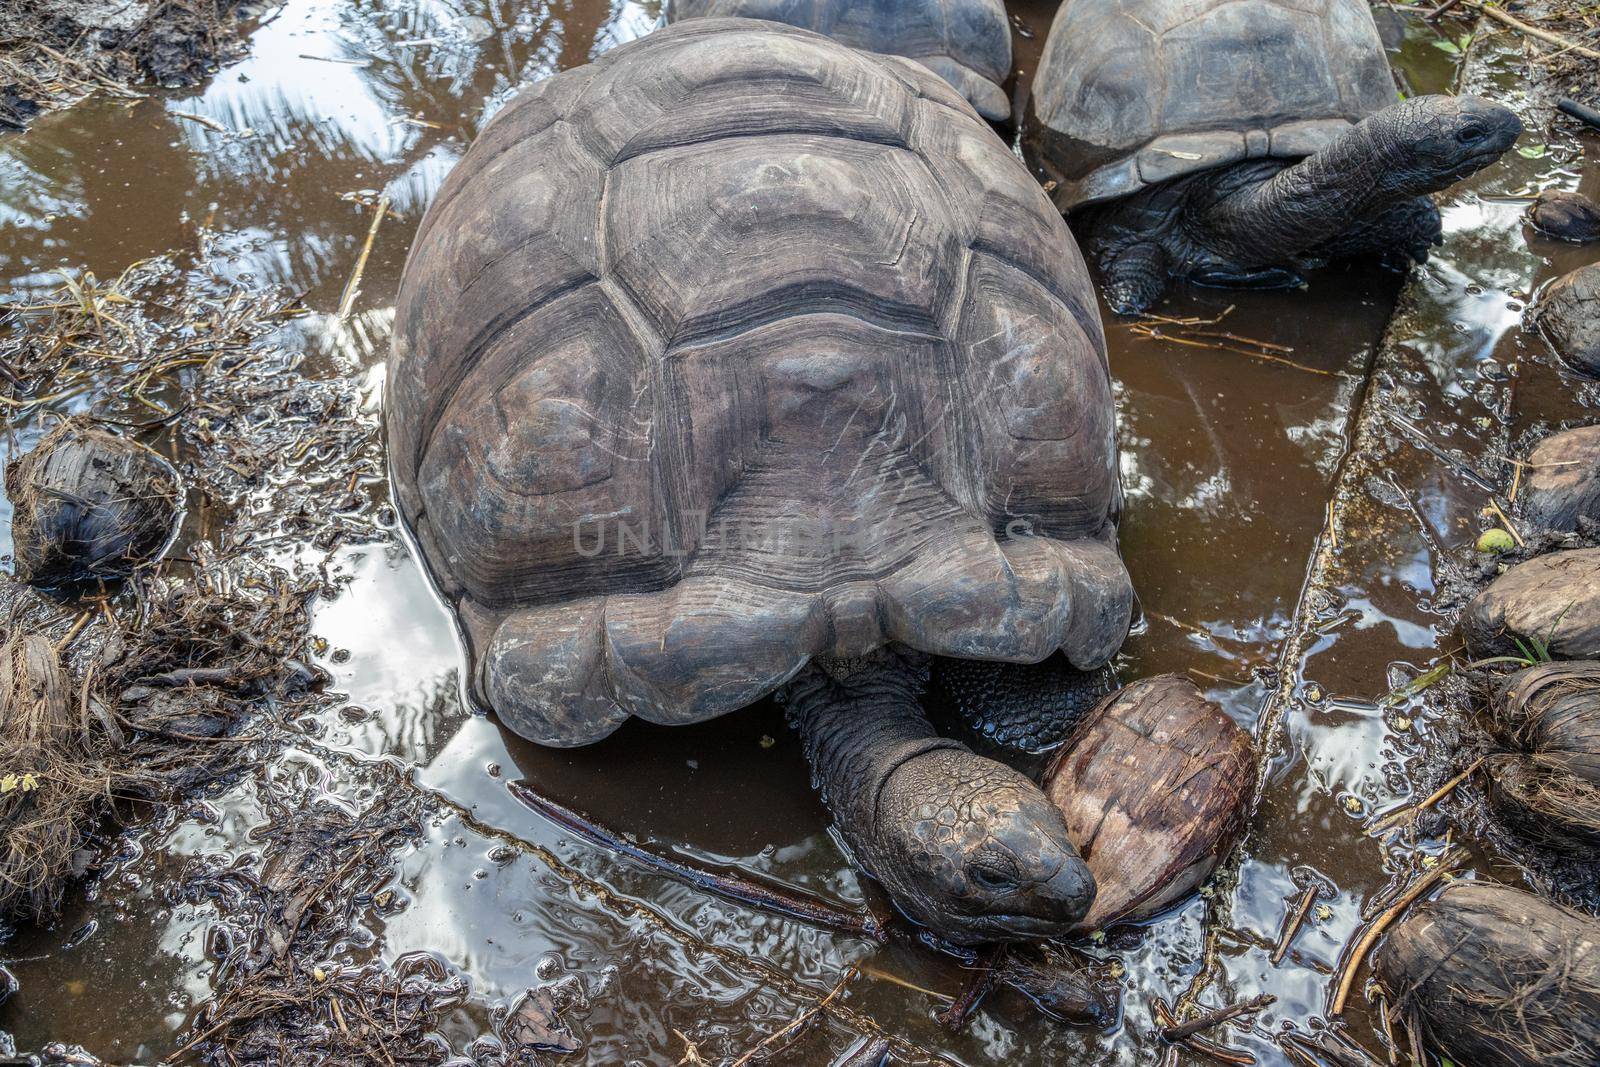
[[0, 237, 416, 1057], [169, 791, 472, 1067], [0, 0, 271, 132]]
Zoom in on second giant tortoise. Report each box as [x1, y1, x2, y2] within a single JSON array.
[[1027, 0, 1522, 313]]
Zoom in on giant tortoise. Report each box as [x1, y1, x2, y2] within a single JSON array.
[[1027, 0, 1522, 313], [387, 18, 1134, 943], [666, 0, 1012, 120]]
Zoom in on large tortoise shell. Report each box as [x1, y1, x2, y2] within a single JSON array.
[[1029, 0, 1398, 209], [387, 19, 1133, 747], [667, 0, 1014, 119]]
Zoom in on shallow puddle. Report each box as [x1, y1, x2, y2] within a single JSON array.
[[2, 1, 1598, 1063]]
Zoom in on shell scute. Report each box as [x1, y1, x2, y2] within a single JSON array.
[[605, 134, 956, 344]]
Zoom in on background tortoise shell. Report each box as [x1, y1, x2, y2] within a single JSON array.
[[1029, 0, 1399, 210], [387, 19, 1132, 747], [667, 0, 1014, 119]]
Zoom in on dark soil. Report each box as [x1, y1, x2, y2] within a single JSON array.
[[0, 0, 269, 132]]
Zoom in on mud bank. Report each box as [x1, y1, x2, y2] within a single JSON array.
[[0, 0, 268, 131]]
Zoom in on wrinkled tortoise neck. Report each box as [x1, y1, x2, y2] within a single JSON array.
[[782, 650, 964, 872], [1194, 111, 1418, 263]]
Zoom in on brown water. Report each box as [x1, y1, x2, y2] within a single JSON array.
[[1, 1, 1598, 1063]]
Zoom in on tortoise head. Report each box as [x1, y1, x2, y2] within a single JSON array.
[[872, 747, 1096, 944], [1371, 94, 1522, 191]]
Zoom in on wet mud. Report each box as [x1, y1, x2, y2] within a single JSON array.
[[0, 0, 1596, 1064], [0, 0, 270, 132]]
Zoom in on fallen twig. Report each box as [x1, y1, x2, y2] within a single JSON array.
[[1152, 998, 1257, 1065], [1559, 98, 1600, 132], [1455, 0, 1600, 60], [1367, 757, 1484, 835], [1160, 993, 1275, 1042], [1272, 885, 1320, 965], [1330, 848, 1466, 1015], [336, 194, 391, 322], [509, 782, 889, 943]]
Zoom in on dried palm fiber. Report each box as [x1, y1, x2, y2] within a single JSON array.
[[0, 631, 110, 921], [1485, 662, 1600, 853]]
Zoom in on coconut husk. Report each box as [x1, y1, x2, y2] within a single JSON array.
[[1484, 753, 1600, 853], [1483, 663, 1600, 854], [1461, 549, 1600, 660], [6, 421, 181, 588], [1044, 674, 1257, 933], [0, 632, 110, 922], [1374, 881, 1600, 1067], [1493, 661, 1600, 783]]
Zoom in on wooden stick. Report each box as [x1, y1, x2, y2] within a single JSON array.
[[336, 195, 390, 322], [1458, 0, 1600, 60], [1331, 850, 1465, 1015], [1367, 757, 1484, 835], [510, 783, 888, 943], [55, 610, 91, 653], [1559, 99, 1600, 132], [1161, 994, 1276, 1042], [1424, 0, 1464, 19], [1152, 999, 1257, 1065], [1273, 885, 1320, 965]]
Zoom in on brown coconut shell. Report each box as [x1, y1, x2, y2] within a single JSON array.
[[1374, 881, 1600, 1067], [1043, 674, 1256, 933], [6, 421, 181, 587]]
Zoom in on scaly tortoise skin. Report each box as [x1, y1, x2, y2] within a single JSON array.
[[666, 0, 1013, 119], [388, 18, 1132, 751]]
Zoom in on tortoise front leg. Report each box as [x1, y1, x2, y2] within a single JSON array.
[[930, 655, 1116, 754]]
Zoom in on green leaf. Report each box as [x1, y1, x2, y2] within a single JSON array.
[[1517, 143, 1548, 159], [1432, 39, 1462, 54]]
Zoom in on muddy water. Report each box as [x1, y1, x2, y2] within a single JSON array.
[[1, 1, 1598, 1063]]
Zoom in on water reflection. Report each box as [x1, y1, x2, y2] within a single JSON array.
[[1, 0, 1598, 1062]]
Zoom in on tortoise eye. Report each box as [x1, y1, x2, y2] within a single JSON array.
[[970, 864, 1018, 892]]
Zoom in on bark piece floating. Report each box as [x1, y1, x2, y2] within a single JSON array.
[[6, 421, 181, 588], [510, 782, 888, 943], [1374, 881, 1600, 1067], [1044, 674, 1258, 933]]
